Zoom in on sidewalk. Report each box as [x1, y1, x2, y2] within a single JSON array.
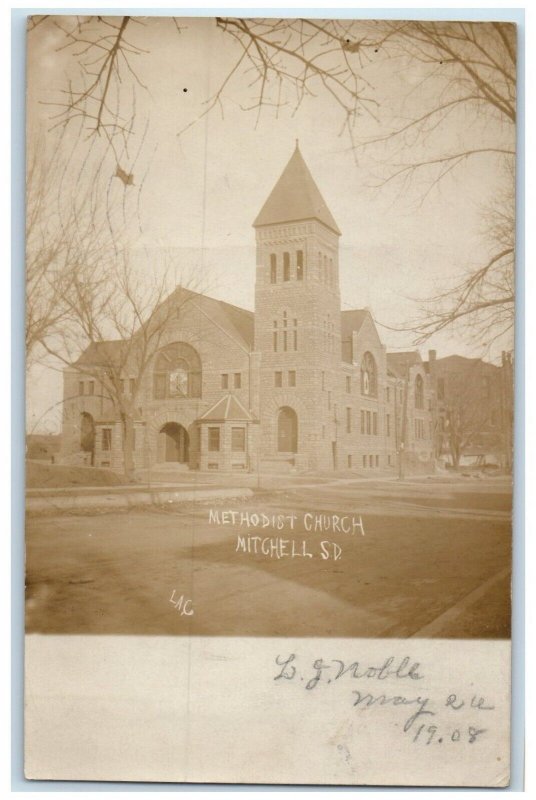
[[26, 485, 254, 513], [24, 469, 403, 513], [26, 470, 509, 514], [25, 474, 389, 513]]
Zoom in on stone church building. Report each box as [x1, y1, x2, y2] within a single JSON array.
[[60, 144, 437, 474]]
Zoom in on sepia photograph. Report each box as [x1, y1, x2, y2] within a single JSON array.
[[23, 13, 517, 785]]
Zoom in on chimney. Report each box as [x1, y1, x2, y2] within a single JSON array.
[[428, 349, 437, 363]]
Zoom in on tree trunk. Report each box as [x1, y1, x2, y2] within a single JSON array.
[[449, 431, 461, 469], [121, 412, 135, 480]]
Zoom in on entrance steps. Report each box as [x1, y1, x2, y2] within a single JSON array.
[[258, 456, 296, 474]]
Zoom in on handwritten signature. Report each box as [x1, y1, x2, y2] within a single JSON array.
[[274, 654, 494, 743], [274, 653, 423, 688]]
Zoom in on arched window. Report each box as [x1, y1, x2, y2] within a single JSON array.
[[415, 374, 424, 409], [277, 406, 298, 453], [153, 342, 202, 399], [270, 253, 277, 283], [360, 352, 377, 397]]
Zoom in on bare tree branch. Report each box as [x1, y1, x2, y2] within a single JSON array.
[[30, 16, 517, 361]]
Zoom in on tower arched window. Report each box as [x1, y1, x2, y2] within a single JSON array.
[[415, 374, 424, 409], [360, 352, 377, 397], [270, 253, 277, 284], [296, 250, 304, 280], [283, 252, 290, 281], [153, 342, 202, 399]]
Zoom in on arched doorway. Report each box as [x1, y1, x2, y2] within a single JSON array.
[[277, 407, 298, 453], [158, 422, 189, 463], [80, 412, 95, 465]]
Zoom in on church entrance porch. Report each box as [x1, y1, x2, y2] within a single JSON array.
[[158, 422, 190, 464]]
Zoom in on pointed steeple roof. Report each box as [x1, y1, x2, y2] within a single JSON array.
[[253, 142, 341, 235]]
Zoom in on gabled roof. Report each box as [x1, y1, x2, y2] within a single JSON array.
[[386, 351, 423, 379], [341, 309, 369, 340], [253, 143, 341, 235], [169, 287, 254, 351], [341, 308, 370, 363], [73, 288, 254, 368], [213, 297, 254, 350], [74, 340, 126, 368], [198, 393, 257, 423]]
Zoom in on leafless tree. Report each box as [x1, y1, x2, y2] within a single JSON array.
[[407, 187, 514, 350], [25, 123, 133, 365], [37, 16, 142, 147], [357, 21, 515, 178], [42, 252, 201, 479], [437, 361, 506, 468], [26, 116, 200, 478], [26, 131, 80, 362], [29, 16, 517, 349], [358, 21, 516, 348], [31, 17, 514, 161], [30, 15, 384, 146]]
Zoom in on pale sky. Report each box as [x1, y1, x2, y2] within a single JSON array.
[[26, 16, 515, 433]]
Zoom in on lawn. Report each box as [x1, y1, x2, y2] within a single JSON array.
[[26, 460, 129, 489]]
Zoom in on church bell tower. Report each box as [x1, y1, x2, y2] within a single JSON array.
[[253, 142, 342, 470]]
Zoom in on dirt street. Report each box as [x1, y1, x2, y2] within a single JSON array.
[[25, 477, 512, 638]]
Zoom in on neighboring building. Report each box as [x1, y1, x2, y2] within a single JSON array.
[[60, 144, 453, 475], [424, 352, 514, 469]]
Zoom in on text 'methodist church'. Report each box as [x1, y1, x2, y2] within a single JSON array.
[[61, 143, 437, 473]]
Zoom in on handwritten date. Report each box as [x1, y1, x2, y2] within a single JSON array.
[[274, 654, 494, 744], [412, 723, 486, 745]]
